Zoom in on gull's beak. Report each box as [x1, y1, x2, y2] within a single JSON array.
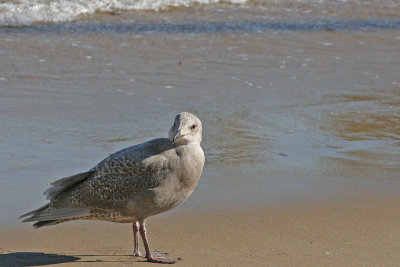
[[172, 130, 185, 144]]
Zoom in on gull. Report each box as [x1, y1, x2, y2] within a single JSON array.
[[20, 112, 205, 264]]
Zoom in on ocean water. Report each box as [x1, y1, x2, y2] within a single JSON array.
[[0, 0, 399, 26], [0, 0, 399, 225]]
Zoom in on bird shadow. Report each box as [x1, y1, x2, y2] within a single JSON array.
[[0, 252, 80, 267], [0, 252, 149, 266]]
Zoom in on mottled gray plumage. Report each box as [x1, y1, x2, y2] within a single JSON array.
[[20, 112, 204, 263]]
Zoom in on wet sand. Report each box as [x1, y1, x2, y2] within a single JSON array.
[[1, 195, 400, 266]]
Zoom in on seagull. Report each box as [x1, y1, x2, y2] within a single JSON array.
[[20, 112, 205, 264]]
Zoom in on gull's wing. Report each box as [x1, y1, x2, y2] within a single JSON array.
[[58, 138, 175, 209], [21, 138, 174, 225]]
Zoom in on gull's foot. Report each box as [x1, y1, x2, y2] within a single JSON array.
[[147, 256, 181, 264], [134, 251, 168, 259], [134, 251, 143, 257]]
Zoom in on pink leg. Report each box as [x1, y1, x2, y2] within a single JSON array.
[[139, 220, 181, 264], [132, 221, 143, 257]]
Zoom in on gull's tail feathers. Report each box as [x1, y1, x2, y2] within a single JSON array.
[[20, 171, 94, 228], [19, 203, 50, 219], [32, 220, 58, 228], [22, 207, 91, 222], [20, 205, 92, 228]]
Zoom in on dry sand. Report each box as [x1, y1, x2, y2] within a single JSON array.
[[1, 195, 399, 267]]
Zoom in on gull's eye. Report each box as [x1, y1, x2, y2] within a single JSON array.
[[190, 124, 197, 130]]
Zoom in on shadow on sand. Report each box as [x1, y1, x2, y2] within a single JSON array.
[[0, 252, 150, 266], [0, 252, 80, 266]]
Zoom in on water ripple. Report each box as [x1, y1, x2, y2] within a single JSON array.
[[2, 19, 400, 34]]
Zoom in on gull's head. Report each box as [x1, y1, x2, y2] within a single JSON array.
[[169, 112, 202, 145]]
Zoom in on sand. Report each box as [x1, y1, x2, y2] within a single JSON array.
[[1, 195, 399, 266]]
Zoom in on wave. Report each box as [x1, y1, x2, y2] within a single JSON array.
[[0, 0, 248, 26]]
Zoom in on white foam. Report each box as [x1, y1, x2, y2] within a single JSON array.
[[0, 0, 248, 26]]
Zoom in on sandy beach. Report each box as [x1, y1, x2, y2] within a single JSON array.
[[1, 194, 400, 266]]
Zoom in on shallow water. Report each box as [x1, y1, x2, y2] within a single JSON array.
[[0, 0, 399, 225]]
